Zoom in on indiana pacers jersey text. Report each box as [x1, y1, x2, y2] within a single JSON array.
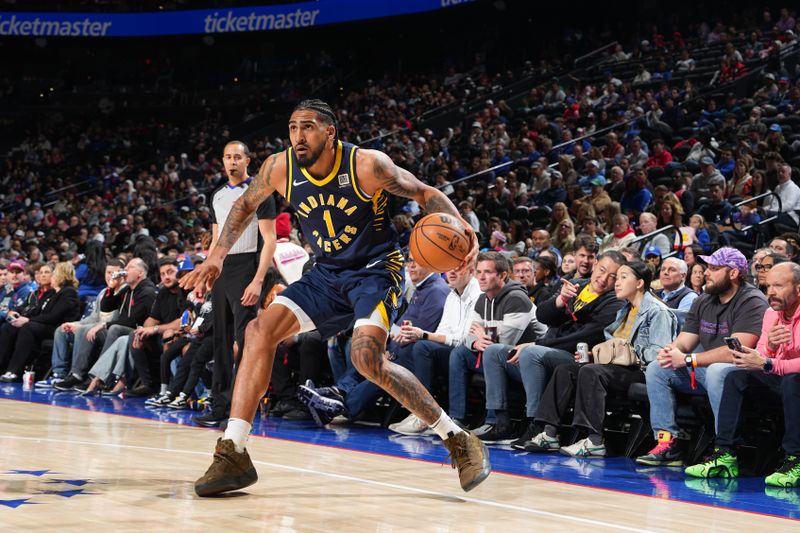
[[285, 140, 399, 269]]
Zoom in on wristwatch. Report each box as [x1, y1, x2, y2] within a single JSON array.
[[422, 332, 429, 341], [684, 354, 693, 367], [763, 357, 774, 373]]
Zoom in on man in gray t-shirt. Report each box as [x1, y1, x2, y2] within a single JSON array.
[[636, 248, 768, 466]]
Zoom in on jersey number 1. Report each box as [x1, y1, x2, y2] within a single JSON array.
[[323, 209, 336, 238]]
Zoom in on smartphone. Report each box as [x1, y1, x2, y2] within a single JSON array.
[[507, 348, 518, 360], [724, 336, 743, 352]]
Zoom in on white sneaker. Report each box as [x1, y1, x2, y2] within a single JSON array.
[[388, 413, 434, 436], [471, 423, 493, 437], [559, 437, 606, 458]]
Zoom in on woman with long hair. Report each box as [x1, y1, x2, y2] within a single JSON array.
[[524, 261, 677, 457], [681, 244, 704, 268], [547, 202, 570, 235], [727, 154, 753, 198], [659, 193, 684, 228], [76, 240, 108, 302], [558, 155, 578, 187], [689, 263, 707, 293], [552, 218, 576, 255], [0, 262, 80, 381]]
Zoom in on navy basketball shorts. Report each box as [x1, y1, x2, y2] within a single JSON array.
[[273, 249, 405, 339]]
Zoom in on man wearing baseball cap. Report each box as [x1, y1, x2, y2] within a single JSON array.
[[0, 260, 35, 323], [637, 247, 768, 466], [690, 156, 725, 201]]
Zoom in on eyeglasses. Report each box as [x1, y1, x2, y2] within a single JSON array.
[[755, 263, 774, 272]]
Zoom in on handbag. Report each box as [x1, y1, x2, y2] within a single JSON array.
[[591, 337, 639, 366]]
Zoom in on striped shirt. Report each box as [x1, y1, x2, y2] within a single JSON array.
[[210, 178, 277, 255]]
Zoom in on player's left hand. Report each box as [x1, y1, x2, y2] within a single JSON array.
[[241, 279, 263, 307], [457, 223, 479, 274]]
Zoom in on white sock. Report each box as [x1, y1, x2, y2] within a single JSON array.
[[223, 418, 252, 453], [160, 383, 168, 394], [430, 410, 465, 441]]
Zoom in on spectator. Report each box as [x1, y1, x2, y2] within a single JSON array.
[[559, 252, 577, 278], [600, 214, 636, 253], [525, 261, 677, 456], [478, 251, 626, 444], [54, 258, 157, 391], [529, 256, 560, 305], [685, 262, 800, 488], [635, 212, 671, 258], [691, 157, 726, 201], [636, 248, 768, 466], [0, 261, 35, 323], [646, 139, 673, 170], [658, 193, 684, 228], [697, 181, 733, 224], [573, 176, 612, 218], [38, 259, 124, 387], [654, 257, 698, 329], [387, 264, 481, 435], [567, 236, 599, 281], [689, 262, 707, 293], [552, 219, 576, 254], [727, 154, 754, 198], [122, 257, 191, 397], [754, 251, 788, 294], [620, 169, 653, 216], [764, 163, 800, 230], [528, 229, 562, 263], [74, 241, 107, 303], [770, 236, 795, 258], [546, 202, 570, 235], [447, 252, 542, 429], [0, 262, 80, 381]]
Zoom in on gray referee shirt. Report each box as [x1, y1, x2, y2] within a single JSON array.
[[210, 178, 277, 255]]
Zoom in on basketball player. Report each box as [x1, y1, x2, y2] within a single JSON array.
[[180, 99, 489, 496]]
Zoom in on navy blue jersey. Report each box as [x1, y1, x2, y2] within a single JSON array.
[[285, 140, 398, 269]]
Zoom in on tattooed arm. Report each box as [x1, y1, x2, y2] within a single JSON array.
[[360, 149, 478, 268], [179, 154, 284, 292]]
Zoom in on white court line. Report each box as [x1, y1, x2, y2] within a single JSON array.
[[0, 434, 654, 533]]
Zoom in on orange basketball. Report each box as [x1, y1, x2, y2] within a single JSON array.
[[408, 213, 470, 272]]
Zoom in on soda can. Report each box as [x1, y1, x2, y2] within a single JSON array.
[[577, 342, 590, 364], [22, 370, 35, 390]]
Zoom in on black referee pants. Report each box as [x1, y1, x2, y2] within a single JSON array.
[[211, 252, 258, 416]]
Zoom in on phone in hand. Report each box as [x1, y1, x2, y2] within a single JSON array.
[[507, 348, 518, 360], [724, 336, 743, 352]]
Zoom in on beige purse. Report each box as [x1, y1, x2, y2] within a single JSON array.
[[591, 337, 639, 366]]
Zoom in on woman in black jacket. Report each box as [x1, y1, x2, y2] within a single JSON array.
[[0, 262, 80, 381]]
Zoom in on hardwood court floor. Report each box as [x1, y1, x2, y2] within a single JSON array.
[[0, 388, 798, 532]]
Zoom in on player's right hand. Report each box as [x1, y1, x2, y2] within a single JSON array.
[[179, 257, 222, 298]]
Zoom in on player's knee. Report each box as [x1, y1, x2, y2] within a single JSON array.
[[244, 315, 277, 347], [351, 351, 386, 381]]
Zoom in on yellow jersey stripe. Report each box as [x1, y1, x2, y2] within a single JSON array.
[[286, 148, 294, 203], [299, 140, 343, 186], [376, 301, 390, 329], [350, 146, 372, 202]]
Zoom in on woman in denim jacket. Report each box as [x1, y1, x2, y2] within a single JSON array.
[[522, 261, 677, 457]]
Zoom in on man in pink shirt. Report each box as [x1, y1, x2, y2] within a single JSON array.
[[685, 262, 800, 487]]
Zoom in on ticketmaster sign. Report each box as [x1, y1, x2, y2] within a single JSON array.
[[0, 0, 473, 37]]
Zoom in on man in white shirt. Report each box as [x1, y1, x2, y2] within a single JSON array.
[[765, 163, 800, 229], [388, 263, 481, 435]]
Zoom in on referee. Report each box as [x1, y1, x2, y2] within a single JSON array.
[[193, 140, 277, 427]]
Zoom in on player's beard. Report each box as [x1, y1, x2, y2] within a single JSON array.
[[295, 142, 325, 167]]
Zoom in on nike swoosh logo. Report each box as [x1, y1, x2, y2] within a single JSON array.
[[366, 259, 383, 269], [293, 179, 309, 186]]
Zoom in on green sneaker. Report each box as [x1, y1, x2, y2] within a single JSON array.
[[684, 448, 739, 478], [765, 455, 800, 488]]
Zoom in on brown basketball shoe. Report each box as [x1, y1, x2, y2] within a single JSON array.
[[194, 438, 258, 497], [443, 431, 491, 492]]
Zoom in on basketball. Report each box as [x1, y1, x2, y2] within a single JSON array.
[[409, 213, 470, 272]]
